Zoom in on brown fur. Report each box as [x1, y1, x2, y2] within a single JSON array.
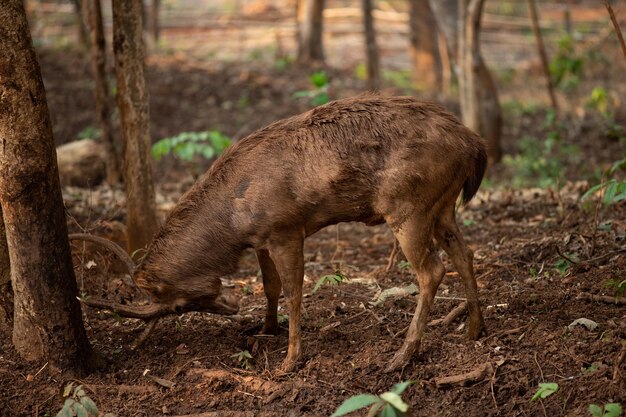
[[134, 95, 487, 371]]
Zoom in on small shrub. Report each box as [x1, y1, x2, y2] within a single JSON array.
[[294, 71, 330, 106], [312, 271, 346, 294], [231, 350, 253, 369], [549, 35, 583, 91], [332, 381, 414, 417], [56, 383, 114, 417], [589, 403, 623, 417]]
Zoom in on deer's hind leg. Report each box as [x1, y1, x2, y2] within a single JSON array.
[[434, 206, 485, 340], [385, 214, 445, 373]]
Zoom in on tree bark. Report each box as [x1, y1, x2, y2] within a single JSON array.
[[0, 0, 98, 373], [296, 0, 325, 64], [409, 0, 441, 91], [150, 0, 160, 42], [86, 0, 121, 184], [429, 0, 502, 163], [362, 0, 380, 90], [0, 208, 12, 332], [112, 0, 158, 252], [71, 0, 90, 50]]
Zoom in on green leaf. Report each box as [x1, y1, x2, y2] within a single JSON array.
[[604, 181, 618, 204], [588, 404, 603, 417], [390, 380, 414, 395], [380, 392, 409, 413], [331, 394, 380, 417], [74, 403, 89, 417], [309, 71, 328, 88], [55, 401, 73, 417], [380, 404, 398, 417], [80, 396, 99, 416], [604, 403, 623, 417], [531, 382, 558, 401], [311, 92, 330, 106]]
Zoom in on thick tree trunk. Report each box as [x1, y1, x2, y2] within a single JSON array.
[[429, 0, 502, 163], [409, 0, 441, 91], [296, 0, 325, 64], [112, 0, 158, 252], [0, 1, 98, 373], [86, 0, 121, 184], [362, 0, 380, 90]]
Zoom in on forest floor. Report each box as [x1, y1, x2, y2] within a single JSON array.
[[1, 34, 626, 416]]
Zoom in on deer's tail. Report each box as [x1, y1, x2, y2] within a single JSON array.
[[462, 135, 488, 204]]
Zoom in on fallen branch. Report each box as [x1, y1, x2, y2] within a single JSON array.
[[578, 292, 626, 306], [435, 362, 493, 387], [428, 301, 468, 326]]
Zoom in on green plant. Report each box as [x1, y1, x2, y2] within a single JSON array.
[[382, 69, 412, 91], [331, 381, 414, 417], [605, 278, 626, 298], [589, 403, 623, 417], [152, 130, 231, 162], [582, 158, 626, 206], [503, 131, 579, 188], [397, 260, 411, 271], [231, 350, 253, 369], [531, 382, 559, 401], [294, 71, 330, 106], [56, 383, 114, 417], [554, 253, 578, 276], [549, 35, 583, 91], [77, 126, 100, 140], [312, 271, 346, 294]]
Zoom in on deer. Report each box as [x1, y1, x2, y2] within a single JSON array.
[[76, 95, 487, 373]]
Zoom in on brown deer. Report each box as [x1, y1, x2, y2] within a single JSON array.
[[78, 95, 487, 373]]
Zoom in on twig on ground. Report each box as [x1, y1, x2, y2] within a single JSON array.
[[435, 362, 493, 387], [429, 301, 468, 326], [578, 292, 626, 306], [555, 246, 579, 265]]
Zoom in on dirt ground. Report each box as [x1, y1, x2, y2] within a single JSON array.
[[1, 8, 626, 416]]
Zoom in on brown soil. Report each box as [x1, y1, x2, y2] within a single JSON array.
[[1, 32, 625, 417]]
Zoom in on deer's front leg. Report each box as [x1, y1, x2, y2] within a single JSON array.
[[267, 232, 305, 373]]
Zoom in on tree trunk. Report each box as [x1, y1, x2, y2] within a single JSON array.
[[71, 0, 90, 50], [0, 0, 98, 373], [429, 0, 502, 164], [409, 0, 441, 91], [296, 0, 325, 64], [150, 0, 160, 42], [0, 209, 12, 333], [527, 0, 558, 116], [362, 0, 380, 90], [86, 0, 121, 184], [112, 0, 158, 252]]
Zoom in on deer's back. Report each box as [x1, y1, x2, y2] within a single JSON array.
[[199, 96, 483, 242]]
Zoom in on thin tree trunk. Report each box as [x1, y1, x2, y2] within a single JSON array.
[[0, 0, 98, 373], [71, 0, 90, 50], [151, 0, 160, 42], [112, 0, 158, 252], [430, 0, 502, 164], [296, 0, 325, 64], [606, 0, 626, 60], [409, 0, 441, 91], [87, 0, 121, 184], [527, 0, 558, 116], [362, 0, 380, 90]]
